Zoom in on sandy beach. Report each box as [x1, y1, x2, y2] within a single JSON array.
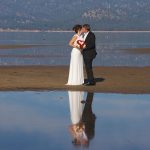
[[126, 48, 150, 54], [0, 44, 51, 49], [0, 66, 149, 94]]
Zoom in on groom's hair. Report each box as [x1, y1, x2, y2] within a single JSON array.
[[72, 24, 82, 33], [82, 24, 91, 31]]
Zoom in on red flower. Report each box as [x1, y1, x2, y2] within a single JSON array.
[[77, 40, 85, 49]]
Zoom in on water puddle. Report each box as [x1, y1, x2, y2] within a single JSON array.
[[0, 91, 150, 150]]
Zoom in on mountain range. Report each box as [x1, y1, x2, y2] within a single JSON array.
[[0, 0, 150, 30]]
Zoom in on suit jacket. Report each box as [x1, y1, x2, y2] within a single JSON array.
[[83, 32, 97, 59], [82, 92, 96, 140]]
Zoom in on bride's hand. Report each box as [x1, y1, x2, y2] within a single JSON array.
[[74, 44, 80, 49], [74, 46, 78, 49]]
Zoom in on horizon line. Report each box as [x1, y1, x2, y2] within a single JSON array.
[[0, 29, 150, 33]]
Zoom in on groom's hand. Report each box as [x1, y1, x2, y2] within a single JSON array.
[[83, 44, 86, 49]]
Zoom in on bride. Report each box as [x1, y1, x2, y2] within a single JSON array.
[[66, 24, 85, 85], [68, 91, 88, 146]]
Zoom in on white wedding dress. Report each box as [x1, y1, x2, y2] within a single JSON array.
[[66, 34, 84, 85], [68, 91, 85, 125], [68, 91, 88, 142]]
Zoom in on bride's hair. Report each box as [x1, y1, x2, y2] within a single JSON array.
[[72, 24, 82, 33]]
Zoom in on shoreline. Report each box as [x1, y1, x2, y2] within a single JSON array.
[[0, 66, 149, 94]]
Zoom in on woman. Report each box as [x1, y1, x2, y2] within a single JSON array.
[[66, 24, 85, 85], [68, 91, 88, 146]]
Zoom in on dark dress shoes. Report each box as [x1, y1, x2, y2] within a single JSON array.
[[83, 82, 96, 86], [82, 82, 87, 85]]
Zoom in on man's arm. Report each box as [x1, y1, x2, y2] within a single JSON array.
[[84, 33, 95, 50]]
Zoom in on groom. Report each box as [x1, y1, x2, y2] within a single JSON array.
[[82, 24, 97, 86]]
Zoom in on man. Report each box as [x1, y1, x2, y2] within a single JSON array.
[[82, 24, 97, 86], [82, 92, 96, 142]]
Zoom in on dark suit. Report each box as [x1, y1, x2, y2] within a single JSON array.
[[82, 92, 96, 140], [83, 32, 97, 83]]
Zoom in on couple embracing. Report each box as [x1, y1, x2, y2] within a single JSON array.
[[66, 24, 97, 86]]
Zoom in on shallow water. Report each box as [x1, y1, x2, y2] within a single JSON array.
[[0, 31, 150, 66], [0, 91, 150, 150]]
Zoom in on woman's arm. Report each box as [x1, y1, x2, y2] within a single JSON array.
[[69, 35, 78, 48]]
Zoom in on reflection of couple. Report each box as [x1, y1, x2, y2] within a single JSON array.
[[68, 91, 96, 147], [66, 24, 97, 86]]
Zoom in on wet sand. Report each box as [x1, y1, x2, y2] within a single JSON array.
[[126, 48, 150, 54], [0, 45, 39, 49], [0, 66, 149, 94], [0, 44, 62, 49]]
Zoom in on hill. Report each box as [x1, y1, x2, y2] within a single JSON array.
[[0, 0, 150, 30]]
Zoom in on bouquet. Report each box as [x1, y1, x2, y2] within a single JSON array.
[[76, 40, 86, 49]]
